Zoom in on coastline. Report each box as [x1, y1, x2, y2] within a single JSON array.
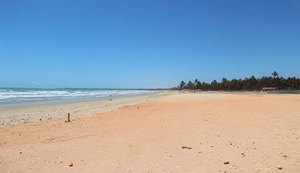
[[0, 91, 168, 127]]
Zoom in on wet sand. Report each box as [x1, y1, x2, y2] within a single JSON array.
[[0, 92, 300, 172]]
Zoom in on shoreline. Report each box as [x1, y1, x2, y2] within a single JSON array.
[[0, 90, 296, 128], [0, 91, 169, 127]]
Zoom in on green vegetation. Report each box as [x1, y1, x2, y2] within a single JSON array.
[[177, 71, 300, 91]]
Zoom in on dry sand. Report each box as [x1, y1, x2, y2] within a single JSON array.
[[0, 92, 300, 173]]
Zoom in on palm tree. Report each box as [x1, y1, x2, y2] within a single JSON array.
[[211, 80, 218, 90], [249, 75, 258, 90], [187, 81, 194, 89], [179, 81, 186, 90], [272, 71, 279, 78], [220, 77, 229, 90], [194, 79, 200, 89]]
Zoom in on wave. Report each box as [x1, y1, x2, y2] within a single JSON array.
[[0, 89, 156, 106]]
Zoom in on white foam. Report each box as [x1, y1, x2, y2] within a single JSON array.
[[0, 89, 156, 103]]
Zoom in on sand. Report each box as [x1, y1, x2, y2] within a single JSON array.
[[0, 93, 163, 127], [0, 92, 300, 173]]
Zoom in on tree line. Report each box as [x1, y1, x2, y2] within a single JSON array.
[[177, 71, 300, 91]]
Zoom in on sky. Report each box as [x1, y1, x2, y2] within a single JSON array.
[[0, 0, 300, 88]]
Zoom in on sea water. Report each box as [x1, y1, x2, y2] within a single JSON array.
[[0, 88, 158, 107]]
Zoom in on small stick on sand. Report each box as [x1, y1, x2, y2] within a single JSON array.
[[66, 113, 71, 123], [182, 146, 192, 150]]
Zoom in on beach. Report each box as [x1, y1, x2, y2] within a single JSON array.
[[0, 89, 160, 127], [0, 92, 300, 172]]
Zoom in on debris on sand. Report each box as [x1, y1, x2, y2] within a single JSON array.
[[69, 163, 74, 167], [182, 146, 192, 150], [224, 162, 230, 165]]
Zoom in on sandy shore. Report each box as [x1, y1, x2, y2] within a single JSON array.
[[0, 92, 300, 172], [0, 92, 164, 127]]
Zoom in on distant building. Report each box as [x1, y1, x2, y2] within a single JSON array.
[[262, 87, 278, 92]]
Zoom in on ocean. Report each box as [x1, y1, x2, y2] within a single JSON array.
[[0, 88, 158, 107]]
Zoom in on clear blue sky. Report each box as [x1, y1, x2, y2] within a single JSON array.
[[1, 0, 300, 88]]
